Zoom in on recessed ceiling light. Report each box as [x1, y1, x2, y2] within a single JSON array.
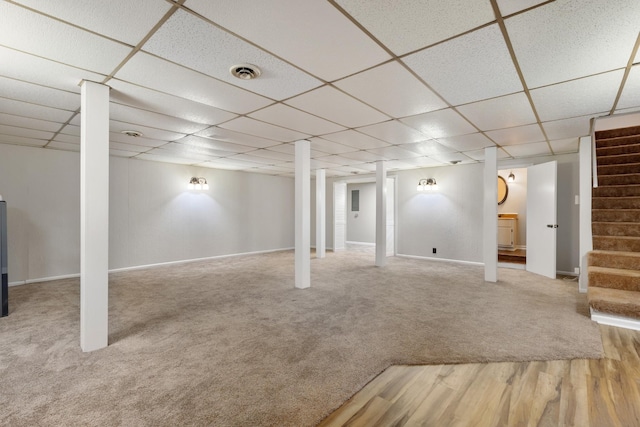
[[230, 64, 262, 80], [121, 130, 142, 137]]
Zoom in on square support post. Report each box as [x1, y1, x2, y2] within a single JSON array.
[[484, 146, 498, 282], [316, 169, 326, 258], [295, 140, 311, 289], [376, 161, 387, 267]]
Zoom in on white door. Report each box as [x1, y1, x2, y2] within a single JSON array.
[[333, 182, 347, 251], [526, 161, 557, 278], [386, 177, 395, 256]]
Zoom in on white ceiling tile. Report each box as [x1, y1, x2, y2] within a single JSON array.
[[334, 61, 447, 118], [59, 124, 80, 136], [328, 165, 372, 175], [143, 9, 321, 100], [485, 124, 546, 146], [109, 120, 185, 142], [617, 65, 640, 110], [249, 104, 345, 135], [0, 134, 46, 147], [248, 149, 295, 163], [531, 70, 623, 121], [136, 153, 198, 165], [250, 165, 294, 174], [429, 152, 475, 164], [195, 127, 279, 149], [502, 141, 551, 158], [309, 137, 357, 155], [0, 113, 62, 132], [114, 52, 272, 115], [285, 86, 389, 128], [496, 0, 549, 16], [53, 133, 79, 144], [336, 0, 495, 55], [0, 98, 74, 123], [403, 24, 523, 106], [401, 109, 476, 139], [228, 153, 281, 166], [320, 130, 390, 150], [384, 160, 417, 171], [402, 140, 456, 156], [110, 103, 212, 135], [356, 120, 428, 144], [150, 143, 224, 160], [108, 79, 244, 126], [549, 137, 579, 154], [506, 0, 640, 88], [463, 148, 512, 161], [108, 132, 166, 148], [109, 149, 138, 158], [13, 0, 172, 45], [47, 141, 80, 152], [175, 135, 255, 154], [219, 117, 310, 143], [366, 146, 422, 160], [457, 92, 536, 131], [0, 76, 80, 110], [0, 124, 53, 140], [339, 150, 385, 162], [109, 142, 149, 154], [263, 143, 325, 158], [0, 2, 131, 74], [311, 159, 345, 169], [400, 156, 445, 168], [195, 161, 247, 171], [186, 0, 390, 81], [0, 46, 105, 93], [436, 133, 496, 152], [542, 115, 593, 141], [315, 155, 368, 166]]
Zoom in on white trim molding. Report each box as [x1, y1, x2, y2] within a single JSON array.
[[590, 309, 640, 331], [396, 253, 484, 267]]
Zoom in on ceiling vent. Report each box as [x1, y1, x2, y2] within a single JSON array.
[[230, 64, 261, 80], [121, 130, 142, 138]]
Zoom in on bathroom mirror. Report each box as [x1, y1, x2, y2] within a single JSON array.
[[498, 175, 508, 205]]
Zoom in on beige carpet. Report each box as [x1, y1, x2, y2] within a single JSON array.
[[0, 250, 602, 426]]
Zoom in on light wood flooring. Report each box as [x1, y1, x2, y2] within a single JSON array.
[[319, 325, 640, 426]]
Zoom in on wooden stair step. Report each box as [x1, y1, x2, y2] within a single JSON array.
[[596, 143, 640, 157], [597, 162, 640, 176], [597, 152, 640, 165], [592, 196, 640, 209], [589, 249, 640, 270], [592, 209, 640, 222], [597, 173, 640, 186], [595, 126, 640, 140], [588, 266, 640, 292], [592, 222, 640, 237], [593, 184, 640, 197], [593, 235, 640, 252], [588, 286, 640, 320]]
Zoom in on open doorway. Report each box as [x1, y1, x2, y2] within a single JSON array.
[[497, 167, 527, 268]]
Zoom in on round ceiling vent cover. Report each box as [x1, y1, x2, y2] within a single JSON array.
[[121, 130, 142, 137], [230, 64, 261, 80]]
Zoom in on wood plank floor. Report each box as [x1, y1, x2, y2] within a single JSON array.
[[319, 325, 640, 426]]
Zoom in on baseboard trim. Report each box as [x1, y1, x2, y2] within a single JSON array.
[[557, 270, 578, 277], [396, 253, 483, 267], [590, 309, 640, 331], [497, 262, 525, 270], [9, 247, 295, 287], [345, 241, 376, 246]]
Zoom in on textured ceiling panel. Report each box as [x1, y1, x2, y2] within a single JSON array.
[[531, 70, 623, 121], [507, 0, 640, 88], [109, 103, 210, 135], [336, 0, 495, 55], [404, 24, 522, 106], [219, 117, 310, 142], [321, 130, 390, 150], [366, 146, 422, 160], [496, 0, 550, 17], [502, 141, 551, 157], [143, 9, 321, 100], [0, 124, 54, 141], [401, 109, 476, 139], [436, 133, 496, 152], [402, 140, 456, 156], [309, 137, 357, 155], [12, 0, 172, 45], [0, 98, 74, 123], [356, 120, 428, 144], [617, 66, 640, 110], [109, 120, 185, 142], [185, 0, 390, 81], [194, 127, 279, 149], [248, 104, 346, 135], [114, 52, 271, 115], [285, 86, 389, 128], [457, 92, 536, 131], [486, 123, 546, 146], [334, 61, 447, 118], [549, 137, 579, 154], [0, 77, 79, 111], [0, 133, 46, 147], [542, 115, 593, 141], [0, 2, 131, 74], [0, 113, 62, 133]]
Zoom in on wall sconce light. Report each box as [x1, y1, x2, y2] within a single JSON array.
[[188, 177, 209, 190], [508, 171, 515, 182], [417, 178, 438, 191]]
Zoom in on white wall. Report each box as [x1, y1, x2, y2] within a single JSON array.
[[498, 167, 527, 247], [0, 144, 295, 283], [346, 182, 375, 244]]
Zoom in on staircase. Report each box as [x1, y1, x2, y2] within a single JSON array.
[[587, 125, 640, 323]]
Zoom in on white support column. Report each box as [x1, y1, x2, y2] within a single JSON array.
[[80, 81, 110, 352], [483, 146, 498, 282], [376, 161, 387, 267], [316, 169, 326, 258], [579, 136, 593, 293], [295, 140, 311, 289]]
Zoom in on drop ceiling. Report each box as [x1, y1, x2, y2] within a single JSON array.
[[0, 0, 639, 178]]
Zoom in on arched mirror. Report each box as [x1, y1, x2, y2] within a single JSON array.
[[497, 175, 508, 205]]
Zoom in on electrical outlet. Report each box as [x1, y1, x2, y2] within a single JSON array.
[[432, 248, 437, 254]]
